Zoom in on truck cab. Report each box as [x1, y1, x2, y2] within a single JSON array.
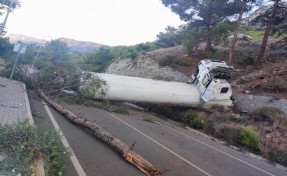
[[191, 60, 233, 105]]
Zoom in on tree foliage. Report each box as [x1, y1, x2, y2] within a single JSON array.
[[81, 42, 157, 72], [155, 26, 182, 48], [0, 37, 13, 59], [161, 0, 246, 51], [46, 39, 70, 63], [252, 1, 287, 38]]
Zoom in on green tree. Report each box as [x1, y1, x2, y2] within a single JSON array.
[[182, 22, 236, 55], [161, 0, 243, 51], [0, 37, 13, 59], [155, 26, 181, 48], [135, 42, 152, 52], [84, 47, 113, 72], [46, 39, 69, 63]]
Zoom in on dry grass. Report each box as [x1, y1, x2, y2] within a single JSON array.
[[251, 106, 287, 127], [261, 76, 287, 92]]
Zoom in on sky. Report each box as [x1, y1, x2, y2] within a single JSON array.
[[2, 0, 184, 46]]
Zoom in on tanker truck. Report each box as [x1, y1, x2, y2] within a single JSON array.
[[83, 59, 233, 107]]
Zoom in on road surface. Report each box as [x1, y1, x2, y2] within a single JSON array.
[[29, 95, 287, 176]]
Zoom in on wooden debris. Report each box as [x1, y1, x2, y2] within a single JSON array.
[[37, 90, 164, 176]]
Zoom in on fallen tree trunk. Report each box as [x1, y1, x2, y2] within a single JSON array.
[[37, 90, 164, 176]]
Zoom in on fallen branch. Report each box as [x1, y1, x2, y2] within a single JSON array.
[[37, 90, 164, 176]]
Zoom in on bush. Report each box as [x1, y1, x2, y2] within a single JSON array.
[[0, 121, 70, 176], [143, 116, 155, 123], [251, 106, 283, 123], [112, 107, 129, 115], [218, 126, 242, 144], [181, 109, 206, 129], [261, 76, 287, 92], [267, 151, 287, 165], [148, 105, 172, 117], [240, 128, 260, 151]]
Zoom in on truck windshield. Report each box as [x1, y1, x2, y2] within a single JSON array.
[[209, 71, 230, 80]]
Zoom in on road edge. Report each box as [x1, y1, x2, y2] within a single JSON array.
[[23, 84, 45, 176]]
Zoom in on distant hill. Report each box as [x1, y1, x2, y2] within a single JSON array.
[[4, 33, 109, 52], [6, 33, 45, 46], [58, 37, 109, 52]]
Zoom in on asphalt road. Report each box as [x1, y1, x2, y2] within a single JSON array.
[[29, 95, 287, 176]]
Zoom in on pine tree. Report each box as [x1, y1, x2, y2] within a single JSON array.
[[161, 0, 243, 51]]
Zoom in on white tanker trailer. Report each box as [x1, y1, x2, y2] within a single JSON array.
[[83, 60, 233, 107]]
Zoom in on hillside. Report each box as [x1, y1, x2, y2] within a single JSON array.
[[5, 33, 44, 45], [106, 39, 287, 98], [5, 33, 108, 52], [58, 38, 109, 52]]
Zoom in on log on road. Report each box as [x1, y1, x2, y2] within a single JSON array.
[[37, 90, 164, 176]]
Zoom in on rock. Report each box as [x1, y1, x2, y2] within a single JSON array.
[[244, 90, 251, 94], [233, 93, 287, 116], [231, 113, 244, 121], [264, 127, 273, 133], [105, 57, 190, 82], [229, 145, 239, 150], [266, 133, 273, 139], [275, 132, 281, 137], [0, 154, 7, 161]]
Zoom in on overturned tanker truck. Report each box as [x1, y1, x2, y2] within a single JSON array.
[[83, 60, 234, 107]]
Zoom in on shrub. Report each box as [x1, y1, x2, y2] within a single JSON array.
[[218, 126, 260, 151], [211, 104, 226, 113], [252, 106, 282, 118], [240, 128, 260, 151], [181, 109, 206, 129], [218, 126, 242, 144], [143, 116, 155, 123], [0, 121, 70, 176], [112, 107, 129, 115], [261, 76, 287, 92], [251, 106, 285, 125], [267, 151, 287, 165], [148, 105, 172, 117]]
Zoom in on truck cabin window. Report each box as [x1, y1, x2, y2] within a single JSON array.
[[220, 87, 229, 93], [202, 74, 210, 87], [210, 71, 230, 80]]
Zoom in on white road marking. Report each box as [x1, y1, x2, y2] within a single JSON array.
[[42, 101, 87, 176], [107, 112, 212, 176], [162, 124, 275, 176]]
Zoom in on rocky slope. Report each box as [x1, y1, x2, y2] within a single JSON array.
[[105, 55, 190, 82]]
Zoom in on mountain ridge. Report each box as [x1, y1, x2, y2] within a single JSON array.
[[5, 33, 108, 52]]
